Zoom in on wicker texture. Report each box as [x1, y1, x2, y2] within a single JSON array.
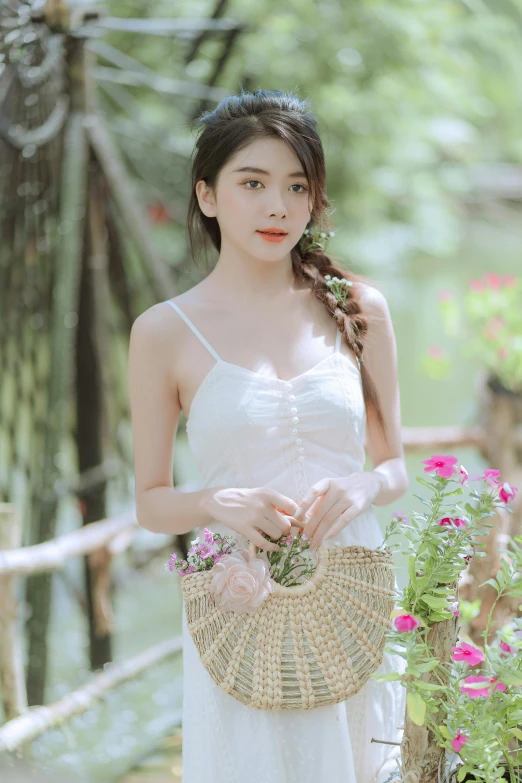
[[181, 544, 396, 711]]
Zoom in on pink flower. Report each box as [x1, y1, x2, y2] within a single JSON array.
[[203, 527, 214, 545], [500, 642, 515, 656], [483, 469, 502, 487], [427, 345, 444, 360], [437, 289, 452, 302], [460, 675, 506, 699], [393, 509, 409, 524], [458, 465, 469, 485], [438, 517, 467, 528], [503, 274, 517, 288], [485, 272, 503, 289], [451, 730, 469, 754], [393, 614, 421, 632], [209, 549, 274, 614], [451, 642, 485, 666], [499, 482, 518, 504], [422, 455, 459, 479], [166, 552, 178, 572]]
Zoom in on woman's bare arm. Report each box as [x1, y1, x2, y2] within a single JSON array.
[[128, 304, 218, 534], [359, 284, 409, 506]]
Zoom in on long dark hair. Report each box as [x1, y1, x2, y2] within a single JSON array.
[[186, 88, 387, 438]]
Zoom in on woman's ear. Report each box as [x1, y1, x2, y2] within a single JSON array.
[[195, 179, 217, 218]]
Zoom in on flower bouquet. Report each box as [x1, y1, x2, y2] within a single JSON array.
[[373, 455, 520, 783], [167, 525, 396, 711]]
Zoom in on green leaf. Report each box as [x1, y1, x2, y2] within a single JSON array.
[[415, 681, 443, 691], [458, 764, 472, 781], [438, 725, 452, 740], [421, 594, 450, 610], [407, 692, 426, 726], [511, 727, 522, 741], [444, 488, 464, 496], [373, 672, 404, 682], [415, 659, 440, 673]]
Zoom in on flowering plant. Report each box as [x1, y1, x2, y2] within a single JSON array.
[[435, 273, 521, 394], [166, 527, 317, 612], [375, 455, 521, 782], [324, 273, 354, 304]]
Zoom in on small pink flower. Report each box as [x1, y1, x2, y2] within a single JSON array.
[[450, 730, 469, 754], [393, 509, 409, 524], [469, 278, 486, 293], [203, 527, 214, 545], [166, 552, 178, 572], [209, 549, 274, 614], [422, 455, 459, 479], [485, 272, 503, 289], [393, 614, 421, 632], [483, 469, 502, 487], [438, 517, 467, 528], [503, 274, 517, 288], [458, 465, 468, 486], [460, 675, 506, 698], [427, 345, 444, 360], [451, 642, 485, 666], [499, 482, 518, 504], [437, 289, 452, 302], [453, 517, 468, 528], [500, 642, 515, 656], [452, 606, 460, 617]]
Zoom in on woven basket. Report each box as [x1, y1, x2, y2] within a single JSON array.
[[181, 542, 396, 710]]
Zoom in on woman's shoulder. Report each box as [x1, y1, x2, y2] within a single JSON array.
[[130, 286, 205, 344], [355, 281, 390, 318]]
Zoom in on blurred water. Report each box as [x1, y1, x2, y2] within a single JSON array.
[[13, 211, 522, 781]]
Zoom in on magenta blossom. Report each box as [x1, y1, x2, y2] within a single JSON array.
[[451, 642, 485, 666], [460, 675, 506, 699], [483, 469, 502, 487], [422, 455, 459, 478], [499, 482, 518, 504], [393, 614, 421, 632], [450, 730, 469, 754], [438, 517, 467, 529], [500, 642, 515, 656], [203, 527, 214, 545], [166, 552, 178, 572]]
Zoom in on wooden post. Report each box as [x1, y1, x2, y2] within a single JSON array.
[[401, 585, 460, 783], [460, 374, 522, 645], [0, 505, 28, 721]]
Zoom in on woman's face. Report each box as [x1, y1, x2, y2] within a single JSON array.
[[196, 136, 313, 261]]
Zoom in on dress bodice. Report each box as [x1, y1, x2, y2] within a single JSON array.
[[166, 300, 367, 510]]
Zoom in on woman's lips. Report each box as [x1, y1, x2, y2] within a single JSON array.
[[257, 230, 288, 243]]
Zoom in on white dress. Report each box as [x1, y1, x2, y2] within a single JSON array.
[[166, 300, 406, 783]]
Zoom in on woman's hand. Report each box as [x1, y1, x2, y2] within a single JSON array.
[[201, 486, 305, 552], [293, 473, 385, 548]]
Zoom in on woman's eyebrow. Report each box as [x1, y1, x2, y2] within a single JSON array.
[[232, 166, 307, 178]]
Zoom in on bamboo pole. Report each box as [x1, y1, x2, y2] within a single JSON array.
[[0, 505, 28, 722], [0, 636, 182, 753], [0, 511, 137, 577]]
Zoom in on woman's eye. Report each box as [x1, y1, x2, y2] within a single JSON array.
[[242, 180, 308, 192]]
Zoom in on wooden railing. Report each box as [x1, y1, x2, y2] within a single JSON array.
[[0, 425, 490, 753]]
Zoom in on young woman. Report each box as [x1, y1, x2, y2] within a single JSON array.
[[129, 89, 408, 783]]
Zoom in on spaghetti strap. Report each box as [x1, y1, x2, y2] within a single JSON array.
[[165, 300, 221, 362], [334, 329, 342, 353]]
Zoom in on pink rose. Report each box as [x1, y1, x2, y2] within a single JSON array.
[[209, 549, 274, 614]]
